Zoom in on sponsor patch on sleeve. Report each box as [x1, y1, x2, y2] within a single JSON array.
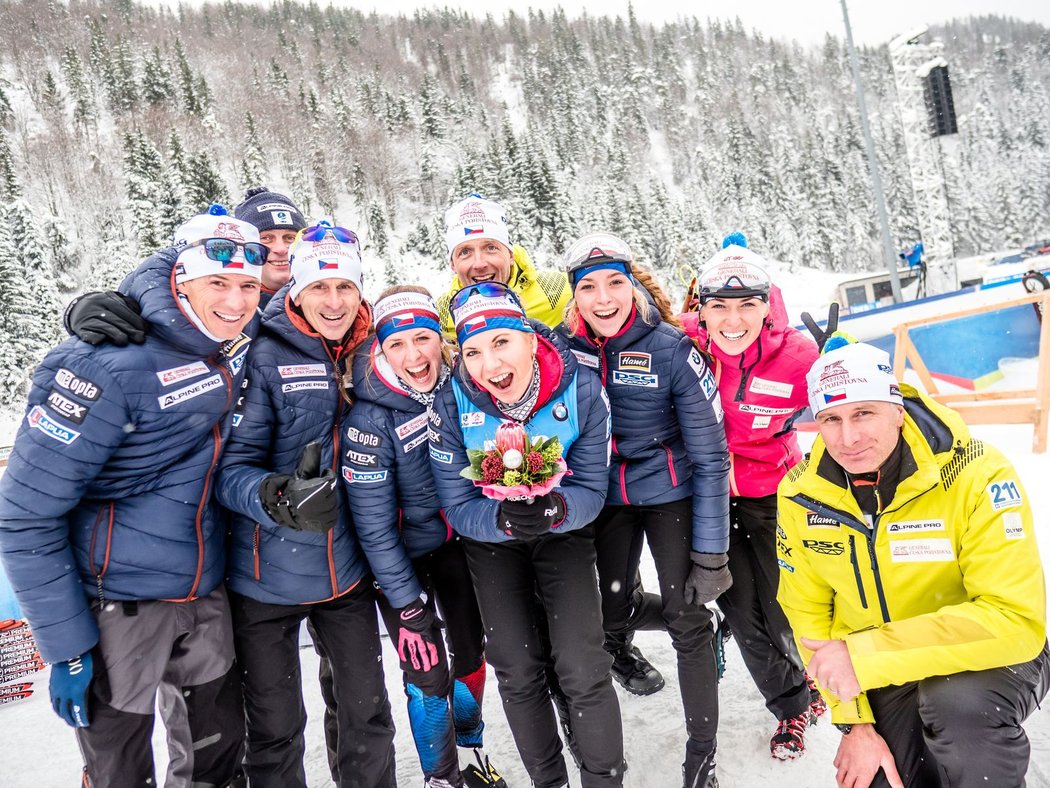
[[346, 426, 382, 448], [777, 558, 795, 573], [986, 480, 1023, 511], [429, 446, 454, 464], [55, 368, 102, 401], [1002, 511, 1025, 540], [341, 467, 388, 484], [45, 390, 89, 424], [345, 449, 378, 467], [27, 404, 81, 444], [751, 415, 771, 430]]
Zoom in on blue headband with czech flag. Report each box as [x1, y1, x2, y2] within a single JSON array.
[[451, 281, 534, 346], [374, 291, 442, 344]]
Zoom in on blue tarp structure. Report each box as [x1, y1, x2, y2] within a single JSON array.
[[0, 561, 22, 620]]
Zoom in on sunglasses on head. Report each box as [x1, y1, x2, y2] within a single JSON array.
[[449, 280, 525, 314], [185, 238, 268, 266], [563, 233, 633, 277], [300, 223, 359, 244]]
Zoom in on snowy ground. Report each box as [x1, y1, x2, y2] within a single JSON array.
[[3, 414, 1049, 786]]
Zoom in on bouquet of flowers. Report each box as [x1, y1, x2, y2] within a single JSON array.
[[460, 422, 569, 502]]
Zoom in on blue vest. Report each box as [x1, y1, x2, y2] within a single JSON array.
[[446, 376, 581, 460]]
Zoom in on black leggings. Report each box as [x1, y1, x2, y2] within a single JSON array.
[[594, 499, 719, 759]]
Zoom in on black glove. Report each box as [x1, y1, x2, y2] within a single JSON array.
[[499, 493, 565, 540], [396, 598, 444, 673], [800, 302, 839, 352], [683, 551, 733, 606], [64, 291, 147, 346], [259, 442, 339, 533]]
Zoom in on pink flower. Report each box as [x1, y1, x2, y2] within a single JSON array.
[[481, 454, 506, 484], [495, 422, 527, 456]]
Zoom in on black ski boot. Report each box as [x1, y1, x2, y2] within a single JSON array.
[[606, 632, 665, 696], [462, 748, 509, 788], [683, 741, 718, 788]]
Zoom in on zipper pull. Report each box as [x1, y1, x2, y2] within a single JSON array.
[[95, 574, 106, 605]]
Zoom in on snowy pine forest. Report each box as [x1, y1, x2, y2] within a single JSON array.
[[0, 0, 1048, 406]]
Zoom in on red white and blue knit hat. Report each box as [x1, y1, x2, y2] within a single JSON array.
[[807, 341, 903, 416], [374, 291, 441, 344], [288, 225, 363, 302], [443, 194, 511, 260]]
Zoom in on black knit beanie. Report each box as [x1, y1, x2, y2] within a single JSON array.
[[233, 186, 307, 233]]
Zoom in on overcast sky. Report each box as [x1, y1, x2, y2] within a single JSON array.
[[175, 0, 1047, 46]]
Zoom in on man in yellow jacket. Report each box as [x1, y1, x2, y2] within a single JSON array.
[[776, 340, 1048, 788], [435, 194, 571, 339]]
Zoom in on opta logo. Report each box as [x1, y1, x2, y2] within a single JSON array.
[[55, 368, 102, 401]]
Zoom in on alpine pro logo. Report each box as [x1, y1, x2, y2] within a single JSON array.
[[158, 375, 223, 410], [802, 539, 844, 556]]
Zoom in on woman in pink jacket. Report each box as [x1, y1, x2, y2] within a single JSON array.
[[681, 241, 828, 761]]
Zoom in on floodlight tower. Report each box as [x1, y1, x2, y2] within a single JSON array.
[[889, 25, 958, 295]]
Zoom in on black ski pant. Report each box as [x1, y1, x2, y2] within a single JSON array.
[[462, 525, 625, 788], [377, 536, 487, 782], [866, 641, 1050, 788], [717, 495, 810, 720], [77, 587, 245, 788], [594, 499, 720, 762], [229, 582, 396, 788]]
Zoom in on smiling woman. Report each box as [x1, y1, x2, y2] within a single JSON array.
[[428, 279, 627, 787]]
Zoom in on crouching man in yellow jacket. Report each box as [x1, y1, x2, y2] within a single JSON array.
[[776, 339, 1049, 788]]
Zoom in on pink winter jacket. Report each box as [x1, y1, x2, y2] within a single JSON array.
[[680, 286, 818, 498]]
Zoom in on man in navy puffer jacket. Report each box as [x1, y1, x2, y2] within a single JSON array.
[[214, 223, 401, 788], [0, 206, 261, 787]]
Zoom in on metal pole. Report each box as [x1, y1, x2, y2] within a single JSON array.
[[841, 0, 902, 301]]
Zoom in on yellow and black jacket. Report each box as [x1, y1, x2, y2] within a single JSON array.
[[776, 386, 1046, 724], [436, 245, 571, 340]]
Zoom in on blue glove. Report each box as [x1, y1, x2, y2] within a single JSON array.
[[49, 652, 93, 727]]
